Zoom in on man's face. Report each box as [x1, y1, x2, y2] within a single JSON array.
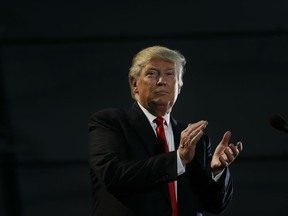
[[131, 58, 181, 117]]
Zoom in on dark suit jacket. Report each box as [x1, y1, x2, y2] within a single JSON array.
[[88, 102, 233, 216]]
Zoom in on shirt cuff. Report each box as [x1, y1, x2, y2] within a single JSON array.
[[177, 150, 186, 176], [211, 169, 225, 182]]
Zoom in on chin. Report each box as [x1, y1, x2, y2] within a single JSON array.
[[154, 100, 173, 112]]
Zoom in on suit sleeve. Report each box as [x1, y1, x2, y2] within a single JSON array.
[[196, 135, 233, 214], [88, 110, 178, 194]]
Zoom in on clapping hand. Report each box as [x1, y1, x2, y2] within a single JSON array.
[[211, 131, 243, 176]]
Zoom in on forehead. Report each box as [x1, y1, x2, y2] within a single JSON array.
[[144, 58, 176, 69]]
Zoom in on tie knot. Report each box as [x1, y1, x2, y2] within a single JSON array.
[[153, 117, 164, 126]]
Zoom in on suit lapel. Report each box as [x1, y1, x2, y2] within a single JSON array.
[[171, 116, 185, 150], [127, 102, 161, 156], [128, 103, 187, 206]]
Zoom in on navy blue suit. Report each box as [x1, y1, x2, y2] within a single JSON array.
[[88, 102, 232, 216]]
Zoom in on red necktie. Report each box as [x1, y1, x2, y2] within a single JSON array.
[[154, 117, 178, 216]]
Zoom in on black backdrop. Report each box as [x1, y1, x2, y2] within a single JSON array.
[[1, 1, 288, 216]]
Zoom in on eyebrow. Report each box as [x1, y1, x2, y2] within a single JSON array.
[[147, 66, 175, 71]]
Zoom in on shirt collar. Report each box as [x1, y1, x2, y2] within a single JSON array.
[[137, 102, 171, 126]]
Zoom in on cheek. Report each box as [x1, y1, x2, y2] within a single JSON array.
[[139, 79, 155, 90], [137, 81, 150, 95]]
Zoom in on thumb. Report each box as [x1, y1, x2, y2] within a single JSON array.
[[220, 131, 231, 147], [213, 131, 232, 158]]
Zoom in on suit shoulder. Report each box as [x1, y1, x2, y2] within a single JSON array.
[[88, 107, 129, 131], [90, 107, 127, 119], [90, 106, 131, 123]]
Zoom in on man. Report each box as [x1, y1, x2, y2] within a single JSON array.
[[88, 46, 243, 216]]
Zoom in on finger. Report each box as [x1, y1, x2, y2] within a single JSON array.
[[219, 155, 229, 167], [180, 121, 208, 149], [185, 121, 208, 136], [224, 148, 235, 162], [183, 123, 206, 142], [236, 141, 243, 151], [190, 129, 204, 144], [220, 131, 231, 146], [229, 144, 240, 157], [187, 123, 206, 140], [192, 120, 208, 128], [183, 129, 203, 148]]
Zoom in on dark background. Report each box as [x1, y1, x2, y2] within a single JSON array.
[[1, 1, 288, 215]]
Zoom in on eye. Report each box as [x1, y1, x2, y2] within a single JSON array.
[[166, 71, 176, 77], [146, 70, 158, 77]]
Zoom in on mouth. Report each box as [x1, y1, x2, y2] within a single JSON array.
[[154, 91, 169, 95]]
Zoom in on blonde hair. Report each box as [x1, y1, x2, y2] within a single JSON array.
[[128, 46, 186, 98]]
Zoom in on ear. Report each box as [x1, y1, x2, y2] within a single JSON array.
[[129, 77, 138, 94], [178, 85, 181, 94]]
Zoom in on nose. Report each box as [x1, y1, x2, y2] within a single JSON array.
[[156, 76, 167, 86]]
